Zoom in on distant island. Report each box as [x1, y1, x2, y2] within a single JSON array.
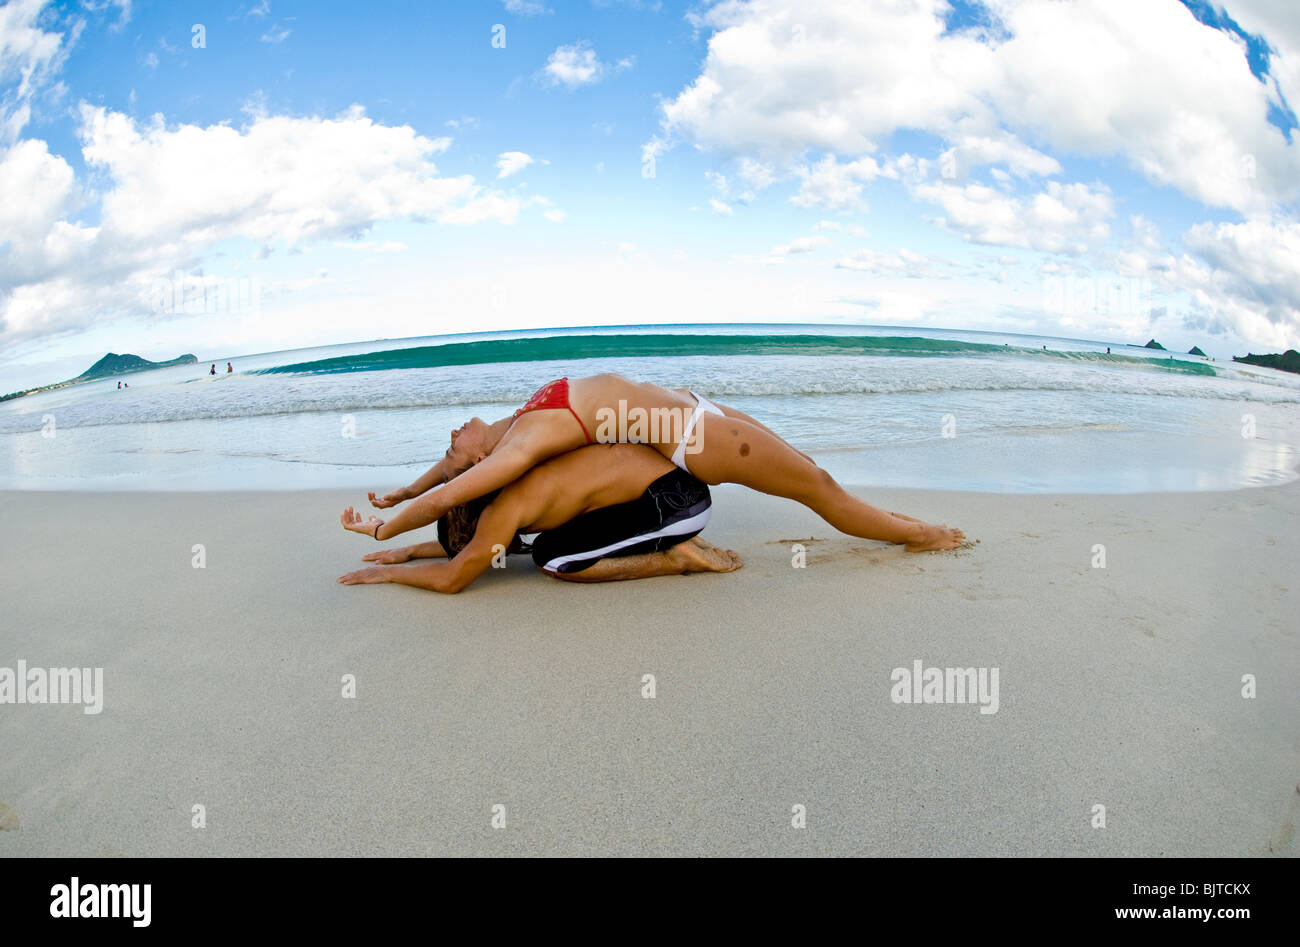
[[76, 352, 198, 380], [1144, 338, 1166, 350], [1, 352, 198, 402], [1188, 346, 1206, 357], [1233, 349, 1300, 375]]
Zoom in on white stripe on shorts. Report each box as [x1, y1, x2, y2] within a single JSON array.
[[539, 506, 713, 573]]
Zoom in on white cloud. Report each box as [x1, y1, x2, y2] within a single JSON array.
[[504, 0, 549, 15], [0, 137, 80, 252], [0, 105, 520, 339], [910, 179, 1114, 254], [735, 234, 831, 265], [542, 42, 627, 88], [813, 219, 867, 237], [259, 25, 292, 45], [1221, 1, 1300, 132], [771, 235, 829, 256], [0, 0, 78, 141], [708, 198, 733, 216], [496, 151, 537, 178], [527, 194, 564, 222], [836, 246, 929, 276], [1177, 218, 1300, 346], [940, 134, 1061, 180], [1129, 214, 1162, 253], [790, 155, 893, 211], [736, 157, 776, 194], [82, 0, 132, 32], [657, 0, 1300, 214]]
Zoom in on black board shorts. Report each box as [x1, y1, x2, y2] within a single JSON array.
[[531, 468, 712, 574]]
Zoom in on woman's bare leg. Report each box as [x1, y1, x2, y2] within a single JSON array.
[[715, 403, 817, 464], [546, 537, 742, 583], [686, 414, 965, 551]]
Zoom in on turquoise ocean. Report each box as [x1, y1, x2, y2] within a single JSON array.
[[2, 323, 1299, 494]]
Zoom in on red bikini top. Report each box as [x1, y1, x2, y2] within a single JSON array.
[[514, 377, 593, 444]]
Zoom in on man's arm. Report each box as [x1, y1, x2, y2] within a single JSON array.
[[338, 494, 525, 593], [361, 540, 447, 565]]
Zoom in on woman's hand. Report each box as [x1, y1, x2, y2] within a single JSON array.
[[337, 566, 391, 585], [341, 506, 385, 538], [368, 488, 409, 509], [363, 547, 413, 564]]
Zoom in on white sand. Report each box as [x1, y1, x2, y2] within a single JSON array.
[[1, 481, 1297, 856]]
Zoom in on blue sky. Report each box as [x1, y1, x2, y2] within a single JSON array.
[[2, 0, 1300, 390]]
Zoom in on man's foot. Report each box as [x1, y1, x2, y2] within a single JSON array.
[[666, 537, 744, 573], [904, 522, 966, 552]]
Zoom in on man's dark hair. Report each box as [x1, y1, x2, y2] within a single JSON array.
[[436, 488, 530, 558]]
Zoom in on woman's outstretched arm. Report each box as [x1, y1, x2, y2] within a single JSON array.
[[369, 458, 449, 508], [371, 441, 541, 541], [340, 441, 542, 543]]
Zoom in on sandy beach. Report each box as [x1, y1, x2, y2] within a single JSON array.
[[1, 480, 1296, 857]]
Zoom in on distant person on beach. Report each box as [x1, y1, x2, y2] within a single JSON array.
[[210, 364, 216, 375], [339, 444, 740, 592], [117, 381, 121, 389], [350, 373, 963, 552], [227, 362, 232, 373]]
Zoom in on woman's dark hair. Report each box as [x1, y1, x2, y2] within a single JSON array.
[[436, 487, 530, 558]]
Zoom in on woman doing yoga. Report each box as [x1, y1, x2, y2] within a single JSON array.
[[342, 373, 964, 552]]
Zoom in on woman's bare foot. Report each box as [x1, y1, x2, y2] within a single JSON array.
[[666, 536, 744, 573], [904, 522, 966, 552]]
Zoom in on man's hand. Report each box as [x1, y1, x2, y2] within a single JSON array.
[[337, 566, 391, 585], [368, 488, 409, 509], [363, 547, 413, 564], [341, 506, 385, 538]]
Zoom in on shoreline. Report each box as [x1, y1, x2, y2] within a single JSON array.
[[4, 430, 1298, 495], [2, 480, 1297, 855]]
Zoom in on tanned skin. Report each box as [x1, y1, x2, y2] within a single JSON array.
[[345, 372, 965, 553], [339, 443, 740, 594]]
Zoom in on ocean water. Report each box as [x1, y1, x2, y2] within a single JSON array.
[[2, 324, 1298, 494]]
